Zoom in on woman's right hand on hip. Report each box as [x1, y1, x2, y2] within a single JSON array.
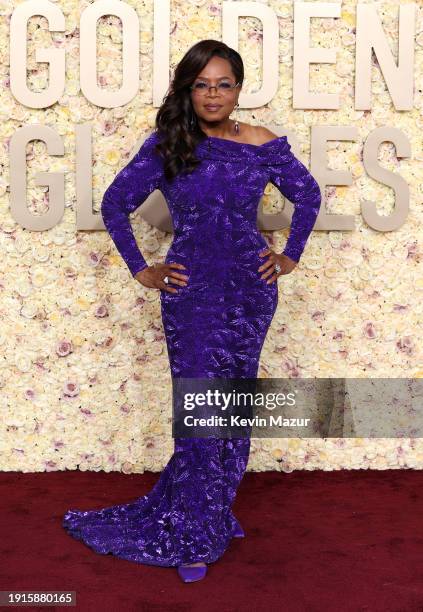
[[134, 263, 189, 293]]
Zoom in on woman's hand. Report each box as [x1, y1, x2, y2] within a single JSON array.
[[258, 249, 297, 284], [134, 263, 189, 294]]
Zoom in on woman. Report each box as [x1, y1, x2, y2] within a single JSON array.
[[62, 39, 321, 583]]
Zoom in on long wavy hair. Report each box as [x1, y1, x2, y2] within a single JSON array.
[[153, 39, 244, 182]]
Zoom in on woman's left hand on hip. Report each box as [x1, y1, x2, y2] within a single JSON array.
[[258, 249, 297, 283]]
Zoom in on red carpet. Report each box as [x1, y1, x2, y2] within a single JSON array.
[[1, 468, 422, 611]]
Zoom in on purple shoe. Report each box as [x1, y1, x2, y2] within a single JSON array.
[[233, 521, 245, 538], [177, 563, 207, 583]]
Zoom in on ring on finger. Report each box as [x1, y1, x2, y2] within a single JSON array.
[[274, 262, 281, 274], [163, 276, 169, 284]]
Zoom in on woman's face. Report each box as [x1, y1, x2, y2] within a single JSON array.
[[190, 56, 240, 126]]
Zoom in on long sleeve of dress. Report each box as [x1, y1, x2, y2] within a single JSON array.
[[100, 131, 164, 278], [267, 137, 322, 263]]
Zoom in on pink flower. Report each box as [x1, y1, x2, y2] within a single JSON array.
[[95, 305, 108, 318], [393, 304, 408, 312], [406, 241, 418, 259], [64, 267, 77, 279], [88, 252, 100, 267], [100, 120, 117, 136], [363, 322, 377, 339], [45, 460, 57, 472], [63, 381, 80, 397], [56, 340, 73, 357], [396, 337, 413, 355]]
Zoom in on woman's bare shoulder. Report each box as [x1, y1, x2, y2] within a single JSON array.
[[240, 123, 279, 145]]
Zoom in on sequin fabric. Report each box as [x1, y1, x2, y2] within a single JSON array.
[[62, 130, 321, 567]]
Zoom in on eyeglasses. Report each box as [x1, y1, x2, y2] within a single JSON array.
[[190, 80, 241, 95]]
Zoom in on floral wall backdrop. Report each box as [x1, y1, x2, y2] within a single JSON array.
[[0, 0, 422, 473]]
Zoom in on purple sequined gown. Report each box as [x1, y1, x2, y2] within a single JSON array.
[[62, 130, 321, 567]]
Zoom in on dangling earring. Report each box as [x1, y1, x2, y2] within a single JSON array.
[[189, 110, 197, 131], [233, 102, 240, 134]]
